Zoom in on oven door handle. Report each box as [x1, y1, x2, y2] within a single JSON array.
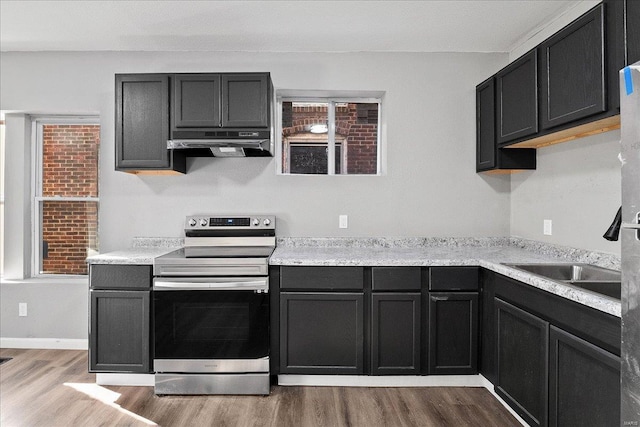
[[153, 280, 268, 291]]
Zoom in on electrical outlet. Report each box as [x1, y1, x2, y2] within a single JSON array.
[[19, 303, 27, 317], [544, 219, 552, 236], [339, 215, 348, 229]]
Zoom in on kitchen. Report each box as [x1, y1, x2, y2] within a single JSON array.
[[0, 0, 637, 426]]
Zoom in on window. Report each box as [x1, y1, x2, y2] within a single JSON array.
[[278, 95, 382, 175], [32, 118, 100, 276]]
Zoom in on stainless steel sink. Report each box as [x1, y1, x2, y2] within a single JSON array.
[[507, 263, 621, 282], [506, 263, 621, 300]]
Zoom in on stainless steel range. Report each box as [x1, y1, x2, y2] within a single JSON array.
[[152, 215, 275, 395]]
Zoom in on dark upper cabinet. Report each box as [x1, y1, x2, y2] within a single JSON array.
[[280, 292, 364, 374], [476, 77, 536, 173], [627, 0, 640, 65], [221, 74, 270, 128], [495, 298, 549, 427], [172, 74, 221, 128], [496, 50, 539, 145], [89, 290, 151, 373], [371, 293, 421, 375], [115, 74, 185, 173], [476, 78, 497, 171], [548, 326, 620, 427], [171, 73, 271, 130], [428, 292, 478, 375], [540, 5, 606, 130]]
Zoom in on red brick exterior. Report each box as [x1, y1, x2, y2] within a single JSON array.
[[41, 124, 99, 275], [282, 103, 378, 174]]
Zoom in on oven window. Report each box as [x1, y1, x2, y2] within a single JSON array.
[[154, 291, 269, 359]]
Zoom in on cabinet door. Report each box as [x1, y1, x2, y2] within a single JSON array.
[[627, 0, 640, 65], [280, 292, 364, 374], [428, 292, 478, 375], [89, 290, 150, 373], [540, 5, 606, 130], [371, 293, 421, 375], [172, 74, 221, 128], [495, 298, 549, 427], [221, 74, 270, 128], [496, 50, 538, 144], [480, 271, 497, 384], [115, 74, 184, 172], [476, 78, 496, 171], [549, 326, 620, 427]]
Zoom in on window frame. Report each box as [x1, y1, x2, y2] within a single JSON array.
[[276, 93, 383, 176], [31, 116, 100, 278]]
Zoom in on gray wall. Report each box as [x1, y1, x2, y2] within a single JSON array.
[[508, 0, 621, 256], [1, 50, 510, 340]]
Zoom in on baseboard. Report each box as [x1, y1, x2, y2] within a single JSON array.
[[0, 337, 88, 350], [278, 374, 488, 387]]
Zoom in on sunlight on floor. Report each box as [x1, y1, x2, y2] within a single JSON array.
[[64, 383, 157, 425]]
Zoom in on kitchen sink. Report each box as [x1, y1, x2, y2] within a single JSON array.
[[506, 263, 621, 300], [564, 281, 621, 300]]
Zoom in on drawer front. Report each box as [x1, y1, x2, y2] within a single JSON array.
[[280, 266, 364, 291], [90, 264, 152, 290], [429, 267, 479, 291], [372, 267, 421, 291]]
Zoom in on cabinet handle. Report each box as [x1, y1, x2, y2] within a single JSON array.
[[431, 296, 449, 301]]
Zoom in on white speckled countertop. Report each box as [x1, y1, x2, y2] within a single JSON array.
[[87, 236, 621, 317], [86, 238, 183, 265]]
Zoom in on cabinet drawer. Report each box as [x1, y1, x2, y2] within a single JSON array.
[[372, 267, 421, 291], [429, 267, 479, 291], [90, 265, 152, 290], [280, 266, 364, 290]]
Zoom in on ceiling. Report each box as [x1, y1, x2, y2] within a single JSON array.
[[0, 0, 584, 53]]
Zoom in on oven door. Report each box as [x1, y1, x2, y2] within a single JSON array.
[[153, 277, 269, 365]]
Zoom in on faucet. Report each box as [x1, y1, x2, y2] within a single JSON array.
[[603, 206, 622, 241]]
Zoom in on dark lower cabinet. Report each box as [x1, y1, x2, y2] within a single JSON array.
[[371, 293, 421, 375], [279, 292, 364, 374], [495, 298, 549, 427], [548, 326, 620, 427], [89, 290, 151, 373], [428, 292, 478, 375]]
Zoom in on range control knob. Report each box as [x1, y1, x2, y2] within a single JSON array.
[[263, 218, 271, 226], [199, 218, 208, 227], [188, 218, 197, 227], [253, 218, 261, 226]]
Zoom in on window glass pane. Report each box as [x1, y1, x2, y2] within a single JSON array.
[[42, 124, 99, 197], [336, 102, 378, 175], [40, 200, 98, 275], [282, 102, 329, 174], [289, 145, 341, 174]]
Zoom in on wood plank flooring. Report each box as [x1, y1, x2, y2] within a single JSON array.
[[0, 349, 520, 427]]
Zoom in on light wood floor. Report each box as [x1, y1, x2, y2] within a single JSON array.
[[0, 348, 519, 427]]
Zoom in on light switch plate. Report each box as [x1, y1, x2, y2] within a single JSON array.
[[19, 303, 27, 317], [339, 215, 348, 229], [544, 219, 552, 236]]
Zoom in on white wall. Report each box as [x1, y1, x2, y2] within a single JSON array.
[[508, 0, 622, 256], [0, 50, 509, 340]]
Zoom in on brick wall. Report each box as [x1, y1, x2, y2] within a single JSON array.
[[282, 103, 378, 174], [41, 124, 99, 275]]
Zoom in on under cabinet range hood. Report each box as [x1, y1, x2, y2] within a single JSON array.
[[168, 130, 273, 158]]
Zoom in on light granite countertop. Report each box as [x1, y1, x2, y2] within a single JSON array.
[[86, 236, 621, 317]]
